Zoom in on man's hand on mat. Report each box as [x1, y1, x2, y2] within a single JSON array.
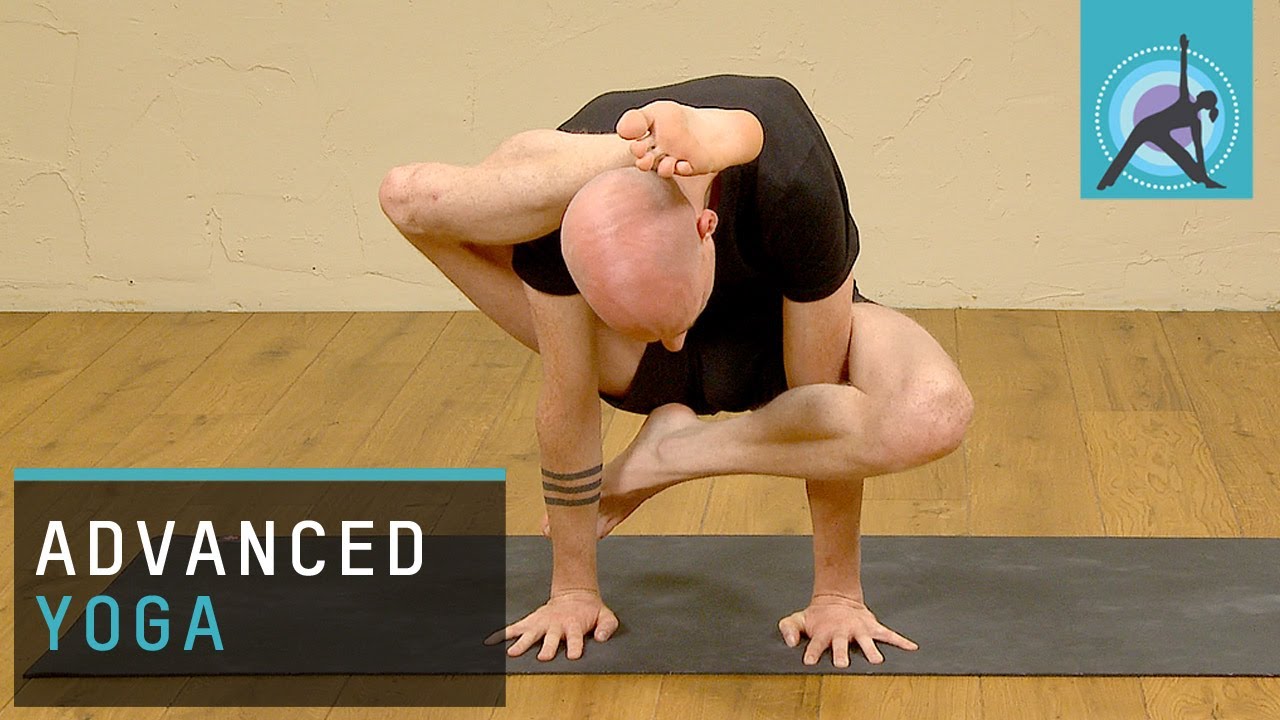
[[484, 589, 620, 661], [617, 101, 715, 178], [778, 594, 919, 667]]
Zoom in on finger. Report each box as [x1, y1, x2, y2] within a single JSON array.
[[675, 160, 695, 176], [616, 108, 653, 141], [595, 608, 620, 642], [855, 635, 885, 665], [537, 627, 563, 662], [565, 623, 585, 660], [803, 636, 826, 666], [507, 628, 542, 657], [540, 513, 551, 539], [877, 627, 920, 652], [484, 620, 524, 645], [484, 627, 505, 645], [777, 615, 804, 647], [831, 635, 851, 669], [657, 155, 679, 178]]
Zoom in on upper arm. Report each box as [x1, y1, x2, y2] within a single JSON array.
[[759, 144, 859, 304], [760, 96, 858, 385], [782, 270, 856, 387]]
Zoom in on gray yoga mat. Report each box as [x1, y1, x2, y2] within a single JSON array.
[[503, 535, 1280, 675]]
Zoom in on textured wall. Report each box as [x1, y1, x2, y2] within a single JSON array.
[[1, 1, 1276, 311]]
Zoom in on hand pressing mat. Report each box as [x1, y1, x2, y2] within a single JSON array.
[[506, 535, 1280, 675], [25, 535, 1280, 677]]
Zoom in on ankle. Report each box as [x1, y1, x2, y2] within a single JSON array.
[[653, 421, 708, 482]]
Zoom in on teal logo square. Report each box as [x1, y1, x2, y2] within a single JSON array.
[[1081, 0, 1252, 198]]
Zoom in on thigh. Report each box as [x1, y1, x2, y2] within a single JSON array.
[[845, 303, 964, 398]]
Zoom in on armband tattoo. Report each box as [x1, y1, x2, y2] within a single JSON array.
[[541, 464, 603, 507]]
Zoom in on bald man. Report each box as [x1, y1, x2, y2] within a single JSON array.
[[378, 75, 973, 668]]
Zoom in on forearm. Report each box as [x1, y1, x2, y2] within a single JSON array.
[[807, 479, 866, 599], [536, 396, 605, 594], [784, 273, 864, 595]]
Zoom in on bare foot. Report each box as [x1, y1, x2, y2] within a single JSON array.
[[541, 403, 701, 539]]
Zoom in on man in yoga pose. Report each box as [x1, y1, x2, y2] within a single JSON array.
[[379, 75, 973, 667], [1098, 34, 1226, 190]]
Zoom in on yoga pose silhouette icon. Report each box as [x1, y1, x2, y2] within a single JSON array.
[[1097, 34, 1226, 191]]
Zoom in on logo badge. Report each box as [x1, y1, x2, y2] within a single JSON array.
[[1081, 1, 1252, 198]]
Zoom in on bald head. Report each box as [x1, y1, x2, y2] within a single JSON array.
[[561, 168, 715, 347]]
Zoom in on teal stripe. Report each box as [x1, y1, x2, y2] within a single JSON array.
[[13, 468, 505, 482]]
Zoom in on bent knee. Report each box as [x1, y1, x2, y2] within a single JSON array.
[[378, 163, 449, 238], [874, 373, 974, 471]]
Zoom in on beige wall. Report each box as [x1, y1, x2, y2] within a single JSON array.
[[1, 1, 1276, 311]]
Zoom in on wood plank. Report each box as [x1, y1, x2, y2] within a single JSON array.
[[222, 313, 449, 467], [325, 677, 497, 720], [0, 545, 12, 706], [3, 314, 250, 544], [1081, 411, 1240, 537], [1142, 677, 1280, 720], [1059, 311, 1192, 411], [4, 314, 247, 452], [652, 675, 820, 720], [820, 676, 981, 719], [2, 429, 123, 555], [155, 313, 351, 416], [159, 677, 338, 718], [353, 312, 530, 467], [1261, 312, 1280, 351], [701, 474, 813, 535], [0, 313, 147, 436], [470, 358, 544, 536], [898, 309, 958, 351], [493, 675, 661, 720], [860, 499, 968, 536], [3, 680, 181, 720], [0, 313, 44, 348], [1159, 313, 1280, 535], [981, 677, 1149, 720], [957, 310, 1103, 536], [99, 414, 264, 468], [865, 452, 967, 502]]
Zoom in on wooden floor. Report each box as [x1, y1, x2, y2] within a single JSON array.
[[1, 310, 1279, 719]]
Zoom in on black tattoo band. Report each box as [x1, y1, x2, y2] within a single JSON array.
[[542, 478, 603, 494], [542, 464, 604, 482], [543, 493, 602, 507]]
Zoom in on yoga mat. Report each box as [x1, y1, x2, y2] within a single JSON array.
[[25, 536, 1280, 676], [502, 535, 1280, 675]]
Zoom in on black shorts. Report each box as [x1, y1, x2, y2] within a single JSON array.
[[600, 287, 875, 415]]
